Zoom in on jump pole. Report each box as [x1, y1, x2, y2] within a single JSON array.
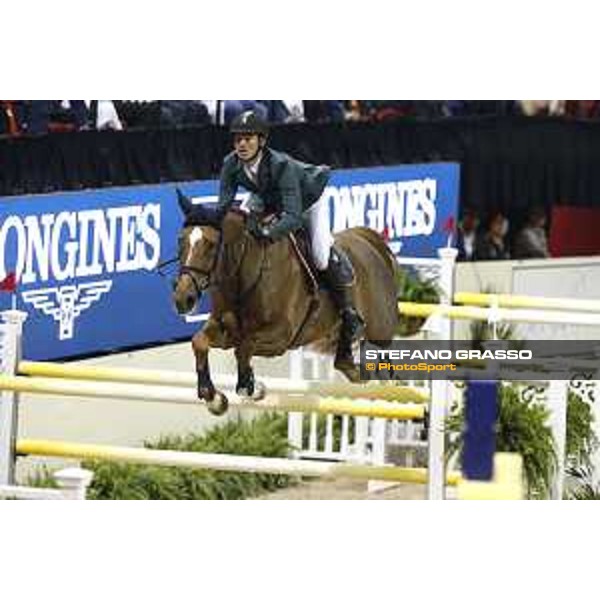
[[16, 361, 430, 404], [17, 438, 462, 485], [0, 374, 425, 421], [455, 291, 600, 314], [398, 302, 600, 326]]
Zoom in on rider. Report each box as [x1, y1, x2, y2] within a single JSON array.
[[207, 109, 364, 350]]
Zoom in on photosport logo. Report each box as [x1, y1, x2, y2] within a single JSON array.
[[0, 204, 161, 340], [360, 340, 600, 381]]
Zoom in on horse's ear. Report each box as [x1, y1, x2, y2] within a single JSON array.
[[176, 188, 193, 215]]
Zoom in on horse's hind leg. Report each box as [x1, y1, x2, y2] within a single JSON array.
[[234, 342, 266, 401], [192, 322, 229, 416]]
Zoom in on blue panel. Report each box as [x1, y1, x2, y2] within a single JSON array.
[[0, 181, 214, 360], [0, 162, 459, 360], [463, 380, 499, 481], [327, 163, 460, 258]]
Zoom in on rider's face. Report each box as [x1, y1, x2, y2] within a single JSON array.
[[233, 133, 261, 162]]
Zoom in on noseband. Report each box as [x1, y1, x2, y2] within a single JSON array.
[[178, 264, 212, 297]]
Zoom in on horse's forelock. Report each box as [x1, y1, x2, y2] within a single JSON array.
[[183, 214, 215, 229]]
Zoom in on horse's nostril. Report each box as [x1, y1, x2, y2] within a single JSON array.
[[186, 295, 195, 311]]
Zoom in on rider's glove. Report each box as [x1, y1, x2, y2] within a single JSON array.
[[255, 226, 275, 242]]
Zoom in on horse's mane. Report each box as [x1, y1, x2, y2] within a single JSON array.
[[220, 209, 251, 244], [213, 210, 258, 295]]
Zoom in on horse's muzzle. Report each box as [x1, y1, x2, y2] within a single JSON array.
[[173, 290, 201, 315]]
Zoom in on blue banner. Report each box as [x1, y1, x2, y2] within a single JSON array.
[[0, 162, 459, 360], [326, 163, 459, 258]]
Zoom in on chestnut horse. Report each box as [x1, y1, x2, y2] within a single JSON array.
[[173, 199, 400, 415]]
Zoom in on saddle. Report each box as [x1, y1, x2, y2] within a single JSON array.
[[250, 211, 321, 294], [251, 210, 355, 296]]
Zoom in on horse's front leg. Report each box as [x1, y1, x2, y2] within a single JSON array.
[[192, 320, 229, 416], [234, 342, 266, 401]]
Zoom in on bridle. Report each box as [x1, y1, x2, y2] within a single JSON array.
[[160, 214, 269, 308], [178, 263, 213, 298], [177, 228, 224, 297]]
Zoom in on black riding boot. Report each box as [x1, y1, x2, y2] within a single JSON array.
[[322, 248, 365, 347]]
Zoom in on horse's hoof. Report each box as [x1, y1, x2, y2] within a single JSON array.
[[251, 380, 266, 401], [344, 369, 362, 383], [206, 391, 229, 416], [334, 359, 362, 383], [236, 380, 266, 402]]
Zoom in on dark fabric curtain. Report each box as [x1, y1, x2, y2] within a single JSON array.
[[2, 116, 600, 218]]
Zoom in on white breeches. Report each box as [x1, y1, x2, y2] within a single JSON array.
[[305, 194, 334, 270]]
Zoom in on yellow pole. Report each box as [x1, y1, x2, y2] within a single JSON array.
[[455, 291, 600, 313], [398, 301, 600, 326], [17, 361, 430, 404], [0, 375, 426, 420], [17, 439, 462, 485]]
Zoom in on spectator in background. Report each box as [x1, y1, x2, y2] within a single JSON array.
[[474, 212, 511, 261], [303, 101, 345, 123], [442, 101, 520, 117], [369, 100, 415, 121], [456, 207, 480, 261], [223, 101, 268, 125], [44, 101, 89, 132], [564, 100, 600, 120], [159, 101, 209, 128], [261, 100, 291, 123], [92, 100, 124, 130], [22, 101, 52, 134], [345, 101, 372, 121], [280, 100, 305, 122], [202, 101, 301, 125], [519, 100, 565, 116], [1, 101, 23, 135], [32, 100, 124, 132], [67, 101, 90, 129], [512, 206, 550, 259]]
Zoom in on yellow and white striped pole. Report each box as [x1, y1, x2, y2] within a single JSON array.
[[455, 291, 600, 313], [17, 439, 462, 485], [398, 301, 600, 326], [0, 375, 426, 420], [17, 361, 430, 404]]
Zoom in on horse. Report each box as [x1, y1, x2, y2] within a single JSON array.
[[172, 196, 401, 415]]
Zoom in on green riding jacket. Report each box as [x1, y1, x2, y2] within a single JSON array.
[[216, 147, 331, 240]]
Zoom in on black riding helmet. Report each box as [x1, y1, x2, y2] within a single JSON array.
[[230, 110, 269, 137]]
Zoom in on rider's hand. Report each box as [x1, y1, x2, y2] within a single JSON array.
[[247, 214, 276, 242], [255, 226, 275, 242]]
